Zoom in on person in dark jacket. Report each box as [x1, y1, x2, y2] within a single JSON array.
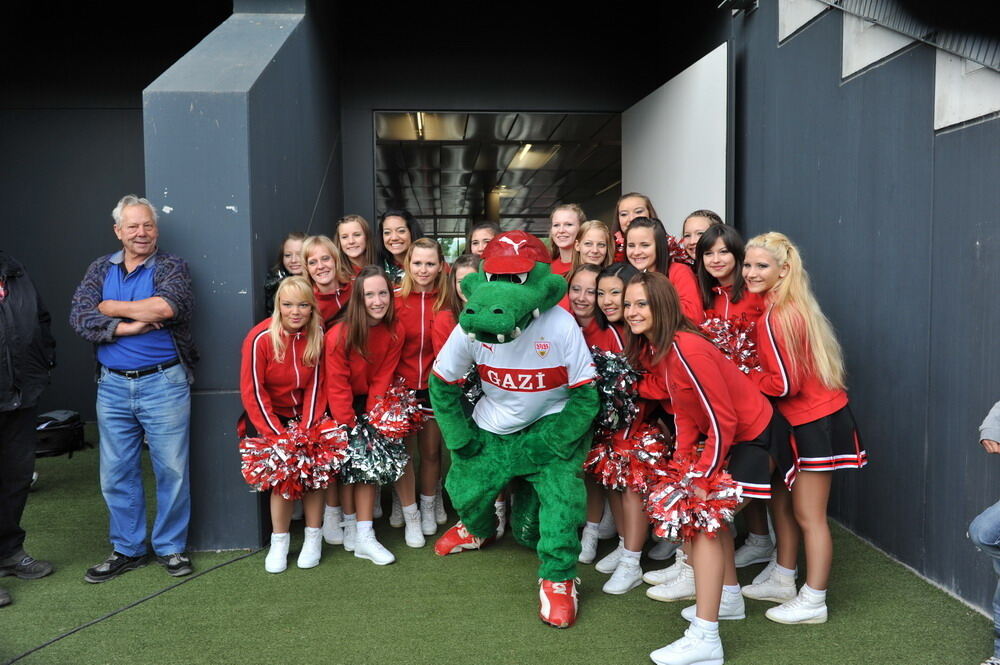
[[0, 251, 56, 607]]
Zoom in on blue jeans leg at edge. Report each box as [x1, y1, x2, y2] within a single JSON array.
[[96, 364, 191, 558], [970, 498, 1000, 659]]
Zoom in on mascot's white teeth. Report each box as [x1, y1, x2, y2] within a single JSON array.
[[532, 309, 540, 319], [496, 334, 505, 343], [513, 327, 522, 338]]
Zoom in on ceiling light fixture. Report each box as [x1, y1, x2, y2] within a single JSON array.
[[415, 112, 425, 139], [517, 143, 533, 160]]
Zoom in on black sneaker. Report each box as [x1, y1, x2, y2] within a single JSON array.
[[0, 586, 11, 607], [156, 553, 193, 577], [84, 552, 147, 584], [0, 552, 54, 580]]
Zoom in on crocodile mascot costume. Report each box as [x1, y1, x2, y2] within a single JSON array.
[[429, 230, 599, 628]]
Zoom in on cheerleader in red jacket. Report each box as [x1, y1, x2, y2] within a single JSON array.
[[695, 225, 774, 569], [624, 272, 795, 665], [611, 192, 658, 263], [680, 209, 723, 265], [324, 266, 405, 565], [625, 216, 703, 324], [549, 203, 585, 276], [741, 231, 866, 625], [239, 276, 335, 573], [571, 263, 664, 596], [431, 254, 480, 355], [334, 214, 377, 276], [303, 235, 352, 330], [394, 238, 450, 544]]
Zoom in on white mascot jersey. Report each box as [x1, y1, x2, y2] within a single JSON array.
[[432, 306, 596, 435]]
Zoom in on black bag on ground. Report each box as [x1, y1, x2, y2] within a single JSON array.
[[35, 410, 89, 458]]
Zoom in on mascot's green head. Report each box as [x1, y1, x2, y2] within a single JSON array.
[[458, 230, 566, 344]]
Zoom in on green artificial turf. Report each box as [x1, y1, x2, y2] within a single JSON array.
[[0, 443, 990, 665]]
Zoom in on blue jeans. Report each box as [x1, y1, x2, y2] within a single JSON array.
[[96, 363, 191, 557], [970, 498, 1000, 658]]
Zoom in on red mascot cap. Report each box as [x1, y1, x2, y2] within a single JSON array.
[[481, 230, 551, 274]]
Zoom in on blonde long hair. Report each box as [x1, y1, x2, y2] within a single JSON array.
[[398, 238, 449, 312], [268, 276, 324, 366], [302, 234, 352, 287], [572, 220, 613, 269], [745, 232, 845, 390]]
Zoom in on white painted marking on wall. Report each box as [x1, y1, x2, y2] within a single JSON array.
[[225, 205, 239, 213], [162, 206, 174, 214]]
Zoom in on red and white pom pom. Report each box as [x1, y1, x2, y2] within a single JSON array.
[[584, 424, 671, 493], [622, 424, 672, 494], [668, 234, 693, 265], [645, 452, 742, 542], [239, 419, 348, 500], [700, 311, 761, 375], [368, 378, 425, 439], [584, 437, 628, 491]]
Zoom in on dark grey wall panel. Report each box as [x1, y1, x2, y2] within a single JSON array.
[[925, 118, 1000, 610], [0, 109, 145, 419], [143, 9, 341, 549], [733, 1, 997, 611]]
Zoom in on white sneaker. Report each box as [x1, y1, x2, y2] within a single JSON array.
[[403, 510, 426, 548], [742, 569, 796, 603], [648, 540, 680, 561], [435, 482, 448, 524], [597, 504, 617, 539], [602, 558, 643, 595], [420, 503, 438, 536], [643, 549, 689, 586], [649, 623, 724, 665], [578, 528, 599, 564], [373, 488, 383, 520], [494, 501, 506, 539], [264, 533, 290, 574], [342, 521, 357, 552], [322, 507, 343, 545], [595, 543, 624, 574], [765, 586, 828, 624], [681, 590, 746, 621], [646, 562, 696, 602], [389, 489, 403, 528], [354, 532, 396, 565], [751, 553, 777, 585], [297, 527, 323, 569], [734, 535, 774, 567]]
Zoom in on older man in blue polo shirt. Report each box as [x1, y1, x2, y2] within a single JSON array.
[[70, 194, 198, 583]]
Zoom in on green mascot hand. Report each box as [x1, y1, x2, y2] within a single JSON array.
[[429, 373, 482, 458]]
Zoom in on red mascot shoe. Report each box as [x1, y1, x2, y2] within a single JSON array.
[[538, 579, 578, 628], [434, 522, 488, 556]]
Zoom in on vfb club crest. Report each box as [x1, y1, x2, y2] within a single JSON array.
[[534, 340, 551, 358]]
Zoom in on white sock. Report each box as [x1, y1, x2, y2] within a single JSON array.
[[775, 563, 796, 577], [357, 520, 373, 537], [621, 548, 641, 563], [343, 513, 357, 526], [691, 616, 719, 635], [747, 532, 771, 546], [723, 584, 741, 595], [617, 536, 625, 548], [324, 505, 342, 518], [420, 494, 436, 508], [584, 521, 600, 532], [402, 503, 419, 516], [802, 584, 827, 600]]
